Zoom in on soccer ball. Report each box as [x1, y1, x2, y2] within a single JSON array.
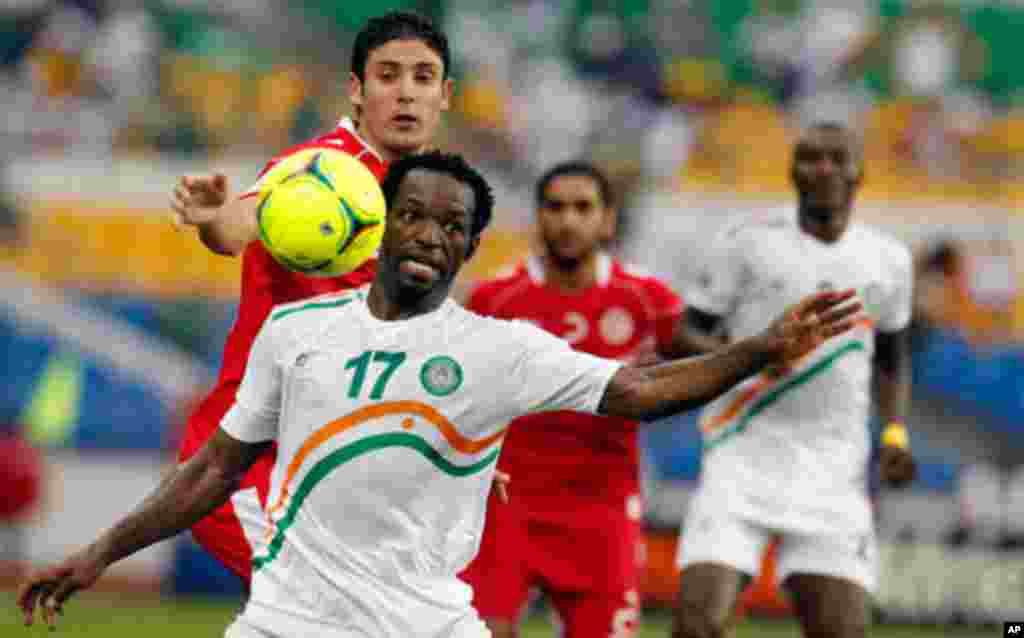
[[256, 148, 386, 277]]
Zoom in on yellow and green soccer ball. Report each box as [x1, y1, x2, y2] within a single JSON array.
[[256, 148, 386, 277]]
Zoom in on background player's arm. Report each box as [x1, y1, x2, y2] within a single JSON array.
[[599, 290, 862, 421], [170, 173, 260, 256], [874, 328, 910, 427], [18, 430, 270, 627], [875, 328, 916, 486], [874, 243, 916, 487]]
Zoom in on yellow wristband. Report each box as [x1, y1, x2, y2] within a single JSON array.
[[881, 423, 909, 450]]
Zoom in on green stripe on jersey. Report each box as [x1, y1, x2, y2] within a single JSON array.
[[271, 296, 352, 322], [252, 432, 500, 571], [704, 341, 866, 451]]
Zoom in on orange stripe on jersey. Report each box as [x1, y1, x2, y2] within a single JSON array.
[[702, 376, 772, 434], [702, 319, 874, 434], [263, 401, 507, 528]]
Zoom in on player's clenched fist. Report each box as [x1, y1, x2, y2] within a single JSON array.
[[757, 289, 863, 370], [170, 173, 229, 228], [17, 546, 108, 629], [879, 445, 916, 487]]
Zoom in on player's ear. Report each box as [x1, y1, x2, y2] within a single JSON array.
[[852, 161, 864, 187], [601, 206, 618, 243], [441, 77, 454, 112], [348, 72, 364, 112], [465, 234, 480, 261]]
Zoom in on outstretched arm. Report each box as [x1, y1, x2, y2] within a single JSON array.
[[18, 429, 270, 628], [599, 290, 863, 421]]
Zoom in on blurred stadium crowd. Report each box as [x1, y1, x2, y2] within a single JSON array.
[[1, 0, 1023, 627], [2, 1, 1024, 188]]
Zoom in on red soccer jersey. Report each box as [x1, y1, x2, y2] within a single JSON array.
[[180, 118, 386, 458], [466, 254, 683, 503]]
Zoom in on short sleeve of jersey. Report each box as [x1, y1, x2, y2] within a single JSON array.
[[504, 321, 622, 416], [220, 317, 282, 442], [876, 240, 914, 333], [687, 224, 747, 317]]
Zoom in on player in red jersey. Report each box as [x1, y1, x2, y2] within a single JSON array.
[[460, 161, 691, 638], [167, 11, 457, 581]]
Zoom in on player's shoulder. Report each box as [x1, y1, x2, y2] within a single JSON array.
[[718, 208, 795, 241], [465, 261, 531, 309], [609, 258, 680, 299], [268, 126, 358, 164], [268, 288, 364, 327], [455, 303, 546, 345], [476, 261, 530, 287], [610, 258, 670, 287], [850, 223, 911, 266]]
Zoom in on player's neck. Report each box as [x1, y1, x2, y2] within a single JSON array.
[[798, 207, 851, 244], [366, 278, 448, 321], [542, 251, 600, 292]]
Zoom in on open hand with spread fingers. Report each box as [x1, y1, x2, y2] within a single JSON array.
[[756, 289, 864, 372], [17, 545, 108, 630], [170, 173, 230, 228]]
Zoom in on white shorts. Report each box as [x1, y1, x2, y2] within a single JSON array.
[[675, 499, 877, 594], [239, 580, 492, 638]]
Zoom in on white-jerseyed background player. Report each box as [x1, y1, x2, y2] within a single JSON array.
[[671, 122, 918, 638]]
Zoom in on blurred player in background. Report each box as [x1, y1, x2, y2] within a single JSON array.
[[670, 122, 918, 638], [166, 11, 461, 582], [19, 151, 863, 637], [461, 161, 691, 638]]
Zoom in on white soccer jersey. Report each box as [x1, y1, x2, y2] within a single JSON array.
[[687, 209, 912, 534], [220, 288, 621, 637]]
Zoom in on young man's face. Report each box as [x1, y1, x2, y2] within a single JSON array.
[[349, 38, 452, 160], [791, 128, 862, 213], [379, 169, 477, 299], [537, 174, 613, 264]]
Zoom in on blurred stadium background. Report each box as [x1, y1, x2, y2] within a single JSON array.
[[0, 0, 1022, 635]]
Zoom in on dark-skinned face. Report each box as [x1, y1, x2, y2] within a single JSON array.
[[378, 169, 477, 303], [791, 127, 862, 219]]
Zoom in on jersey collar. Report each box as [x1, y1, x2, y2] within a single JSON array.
[[338, 117, 384, 164], [526, 253, 612, 287]]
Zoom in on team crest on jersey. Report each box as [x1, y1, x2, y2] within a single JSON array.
[[859, 283, 884, 319], [600, 307, 635, 346], [420, 356, 463, 396]]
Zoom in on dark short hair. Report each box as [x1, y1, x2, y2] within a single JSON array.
[[381, 151, 495, 243], [535, 161, 614, 208], [351, 11, 451, 82]]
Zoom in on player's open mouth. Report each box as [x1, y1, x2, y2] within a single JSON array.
[[399, 258, 442, 282], [393, 114, 419, 128]]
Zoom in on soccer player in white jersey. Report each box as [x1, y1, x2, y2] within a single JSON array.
[[18, 152, 862, 638], [671, 122, 918, 638]]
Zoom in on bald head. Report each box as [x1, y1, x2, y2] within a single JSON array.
[[791, 121, 863, 212]]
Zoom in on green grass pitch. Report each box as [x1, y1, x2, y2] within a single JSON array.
[[1, 592, 996, 637]]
